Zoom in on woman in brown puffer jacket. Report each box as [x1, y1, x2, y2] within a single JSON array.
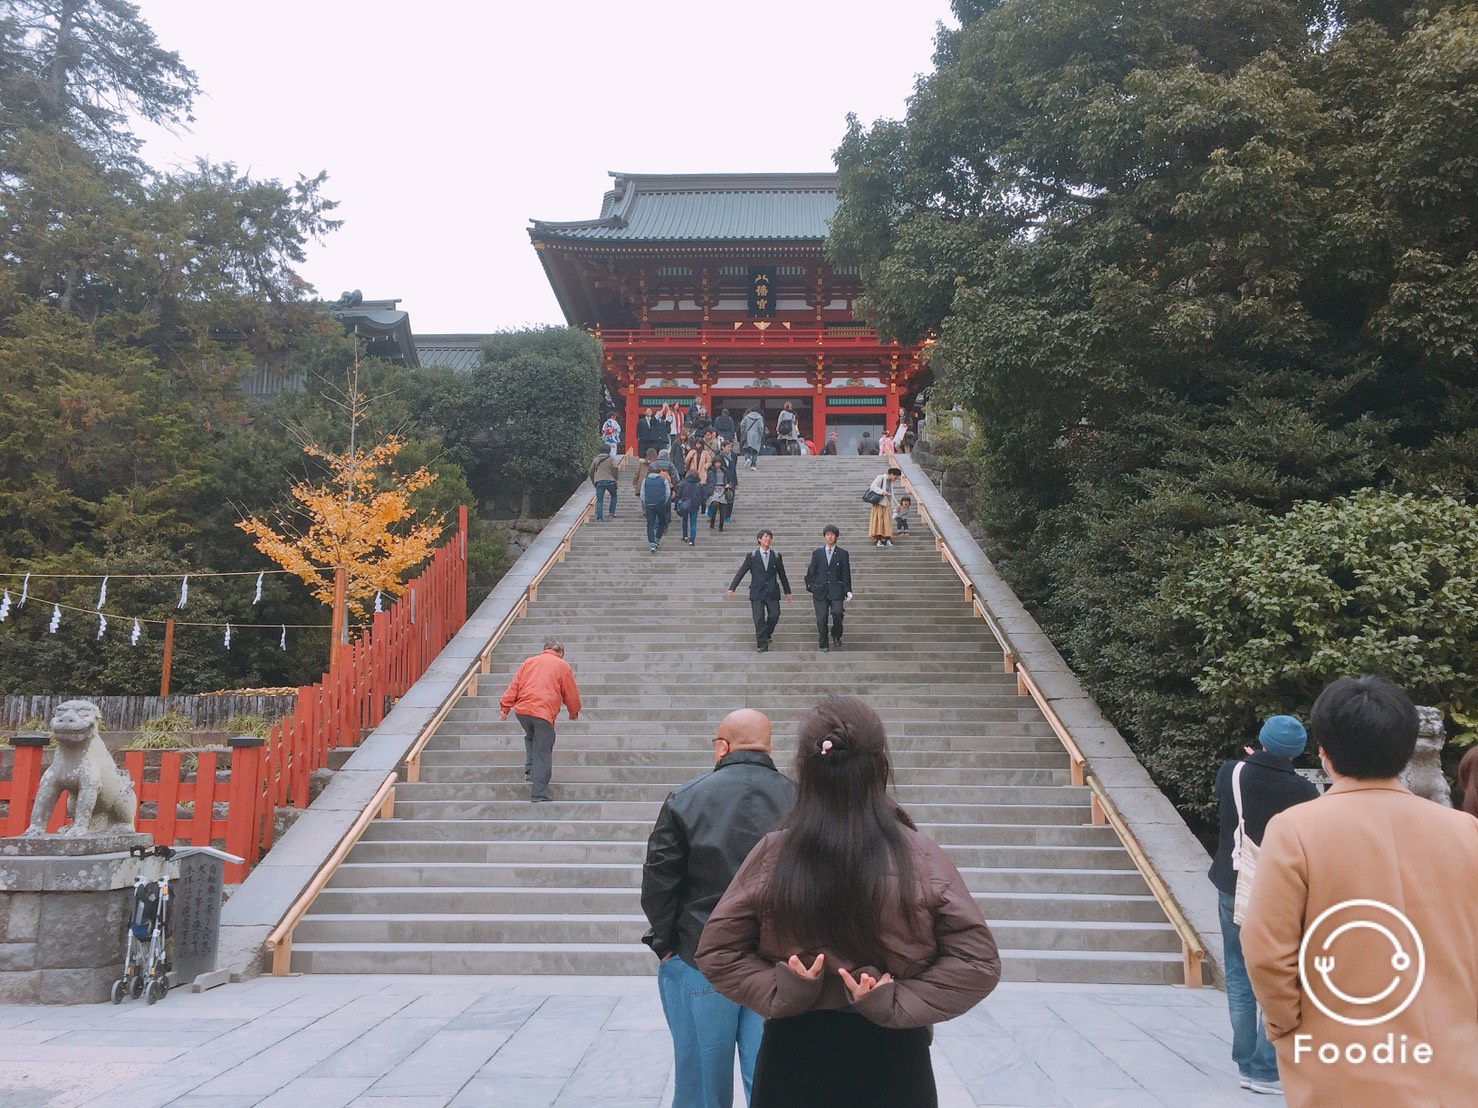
[[696, 695, 1001, 1108]]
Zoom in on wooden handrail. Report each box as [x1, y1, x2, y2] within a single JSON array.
[[1012, 663, 1086, 787], [266, 771, 397, 976], [971, 597, 1016, 673], [1087, 774, 1206, 988]]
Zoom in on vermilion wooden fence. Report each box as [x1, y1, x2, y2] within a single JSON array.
[[1, 507, 469, 880]]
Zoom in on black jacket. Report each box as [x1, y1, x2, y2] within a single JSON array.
[[641, 750, 796, 967], [717, 450, 739, 488], [729, 548, 791, 601], [636, 416, 667, 453], [712, 413, 736, 440], [804, 544, 852, 600], [1208, 750, 1320, 895]]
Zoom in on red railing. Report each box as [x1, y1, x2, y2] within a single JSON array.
[[598, 326, 918, 352], [0, 506, 469, 880]]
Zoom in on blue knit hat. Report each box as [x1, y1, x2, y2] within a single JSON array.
[[1258, 715, 1308, 759]]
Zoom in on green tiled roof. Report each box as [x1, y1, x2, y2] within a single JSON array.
[[530, 172, 838, 244], [415, 335, 487, 373]]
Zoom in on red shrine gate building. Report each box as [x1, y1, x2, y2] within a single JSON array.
[[529, 172, 930, 455]]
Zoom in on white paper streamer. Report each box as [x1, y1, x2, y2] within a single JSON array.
[[178, 575, 189, 608], [97, 612, 106, 639], [223, 622, 232, 649], [253, 571, 264, 604], [0, 589, 9, 622], [20, 572, 29, 606], [374, 590, 383, 613], [48, 604, 60, 633], [96, 575, 108, 609], [280, 625, 287, 651], [131, 618, 141, 646]]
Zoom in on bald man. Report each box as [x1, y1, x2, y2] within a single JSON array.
[[642, 710, 796, 1108]]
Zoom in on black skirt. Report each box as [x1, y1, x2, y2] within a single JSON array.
[[751, 1008, 937, 1108]]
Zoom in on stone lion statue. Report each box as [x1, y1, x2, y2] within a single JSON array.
[[1398, 705, 1453, 808], [24, 700, 138, 836]]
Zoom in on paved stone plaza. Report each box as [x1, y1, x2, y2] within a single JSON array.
[[0, 975, 1280, 1107]]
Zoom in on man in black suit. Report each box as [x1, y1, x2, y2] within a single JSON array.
[[636, 407, 667, 458], [804, 524, 852, 651], [726, 529, 792, 652]]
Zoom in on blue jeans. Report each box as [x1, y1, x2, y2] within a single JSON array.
[[657, 956, 761, 1108], [646, 503, 671, 547], [594, 480, 616, 519], [1219, 890, 1279, 1083], [743, 446, 758, 468], [681, 510, 699, 544]]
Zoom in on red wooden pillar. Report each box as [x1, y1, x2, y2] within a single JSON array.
[[624, 381, 639, 452], [886, 387, 901, 436], [225, 735, 266, 879], [189, 751, 218, 845], [812, 352, 828, 446], [4, 734, 48, 836]]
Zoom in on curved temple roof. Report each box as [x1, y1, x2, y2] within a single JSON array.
[[530, 171, 839, 243]]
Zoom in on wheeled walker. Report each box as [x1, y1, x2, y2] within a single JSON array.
[[114, 844, 174, 1005]]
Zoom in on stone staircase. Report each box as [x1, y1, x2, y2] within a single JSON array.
[[289, 456, 1184, 983]]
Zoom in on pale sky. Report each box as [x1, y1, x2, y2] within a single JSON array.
[[131, 1, 957, 334]]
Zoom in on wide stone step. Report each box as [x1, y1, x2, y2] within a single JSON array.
[[291, 914, 1179, 954], [419, 748, 1070, 770], [388, 799, 1091, 825], [358, 819, 1122, 848], [460, 677, 1020, 695], [450, 696, 1035, 716], [325, 861, 1144, 897], [444, 708, 1042, 726], [493, 632, 997, 647], [344, 839, 1133, 871], [466, 654, 1004, 672], [285, 941, 1183, 984], [423, 730, 1063, 749], [394, 781, 1082, 805], [307, 885, 1170, 923], [413, 765, 1070, 787]]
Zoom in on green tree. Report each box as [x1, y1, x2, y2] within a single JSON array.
[[473, 327, 602, 517], [0, 1, 349, 694], [832, 0, 1478, 819], [1171, 489, 1478, 737], [2, 0, 198, 163]]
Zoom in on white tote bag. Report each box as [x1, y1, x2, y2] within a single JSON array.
[[1230, 761, 1259, 926]]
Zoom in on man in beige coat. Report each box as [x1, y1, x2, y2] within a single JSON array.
[[1243, 675, 1478, 1107]]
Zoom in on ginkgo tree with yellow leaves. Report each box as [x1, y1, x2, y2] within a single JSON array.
[[237, 434, 443, 650]]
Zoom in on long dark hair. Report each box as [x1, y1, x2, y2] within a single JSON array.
[[763, 696, 918, 964]]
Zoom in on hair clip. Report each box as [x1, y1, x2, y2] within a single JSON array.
[[820, 740, 833, 755]]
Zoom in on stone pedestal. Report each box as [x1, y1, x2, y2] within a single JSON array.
[[0, 832, 155, 1004]]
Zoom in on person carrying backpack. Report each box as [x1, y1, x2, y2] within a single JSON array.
[[642, 466, 673, 552], [674, 473, 705, 547], [739, 408, 766, 470], [775, 402, 799, 456]]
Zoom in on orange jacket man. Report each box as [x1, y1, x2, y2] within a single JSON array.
[[499, 640, 581, 802]]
